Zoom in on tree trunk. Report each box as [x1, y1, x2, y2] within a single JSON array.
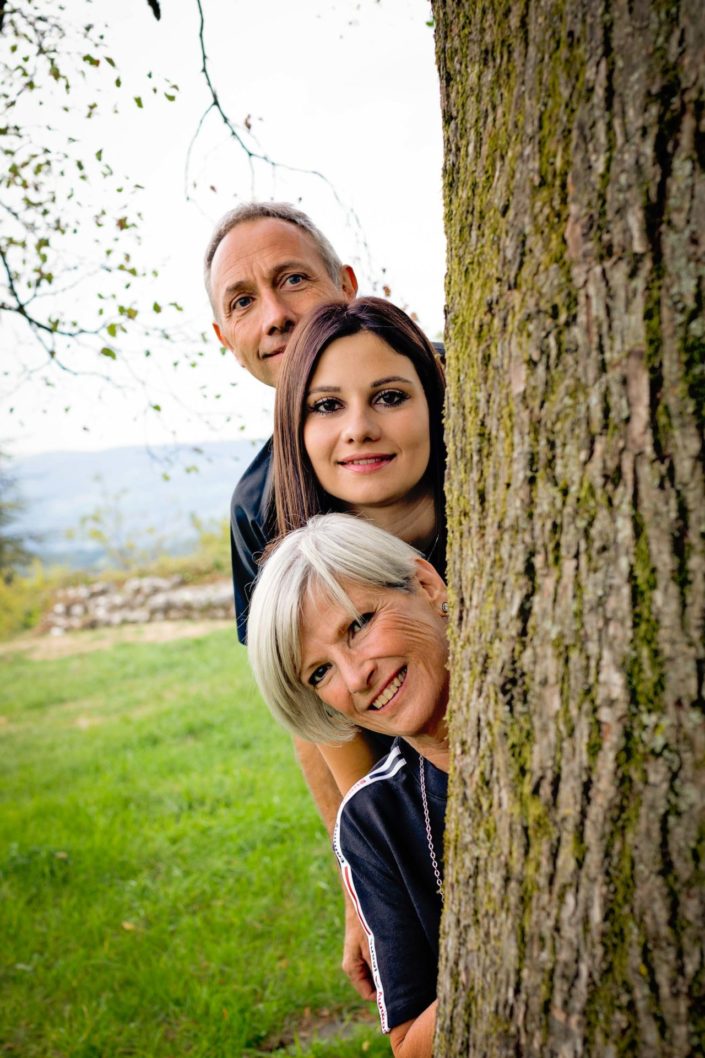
[[432, 0, 705, 1054]]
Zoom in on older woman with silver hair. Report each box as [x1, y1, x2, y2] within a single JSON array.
[[248, 513, 449, 1058]]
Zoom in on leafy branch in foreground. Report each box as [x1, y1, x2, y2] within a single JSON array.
[[0, 0, 179, 374]]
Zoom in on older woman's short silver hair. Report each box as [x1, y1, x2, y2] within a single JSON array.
[[247, 514, 422, 743]]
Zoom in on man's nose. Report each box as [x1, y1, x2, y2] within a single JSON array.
[[261, 288, 295, 335], [342, 405, 381, 443]]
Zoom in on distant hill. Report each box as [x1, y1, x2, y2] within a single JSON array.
[[12, 440, 264, 569]]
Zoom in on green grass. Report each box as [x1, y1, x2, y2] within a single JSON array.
[[0, 630, 389, 1057]]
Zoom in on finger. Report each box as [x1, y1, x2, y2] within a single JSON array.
[[343, 958, 377, 1001]]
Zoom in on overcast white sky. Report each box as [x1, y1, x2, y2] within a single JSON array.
[[3, 0, 445, 457]]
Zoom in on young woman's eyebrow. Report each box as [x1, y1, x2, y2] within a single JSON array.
[[307, 375, 414, 395], [370, 375, 414, 387], [307, 384, 342, 394]]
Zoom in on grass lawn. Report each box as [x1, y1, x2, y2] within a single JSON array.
[[0, 628, 390, 1057]]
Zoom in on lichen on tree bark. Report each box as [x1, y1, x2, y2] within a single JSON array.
[[432, 0, 704, 1054]]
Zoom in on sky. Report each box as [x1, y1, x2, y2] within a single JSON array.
[[3, 0, 446, 457]]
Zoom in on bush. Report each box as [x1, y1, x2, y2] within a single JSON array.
[[0, 561, 65, 639]]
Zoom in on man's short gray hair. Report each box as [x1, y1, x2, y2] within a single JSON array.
[[203, 201, 345, 317], [247, 514, 421, 744]]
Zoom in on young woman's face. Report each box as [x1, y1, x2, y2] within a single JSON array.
[[302, 332, 431, 513]]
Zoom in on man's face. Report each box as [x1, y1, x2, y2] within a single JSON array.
[[210, 218, 358, 388]]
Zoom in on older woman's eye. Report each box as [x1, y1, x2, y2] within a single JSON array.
[[374, 389, 409, 408], [350, 612, 374, 636], [308, 663, 330, 687], [308, 397, 342, 415]]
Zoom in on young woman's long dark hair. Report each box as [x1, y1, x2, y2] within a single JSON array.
[[273, 296, 446, 572]]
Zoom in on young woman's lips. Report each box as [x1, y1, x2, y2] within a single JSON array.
[[337, 454, 395, 474], [369, 666, 407, 712]]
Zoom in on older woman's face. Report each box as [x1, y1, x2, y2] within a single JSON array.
[[298, 561, 449, 743]]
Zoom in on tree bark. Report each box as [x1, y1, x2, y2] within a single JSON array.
[[432, 0, 705, 1054]]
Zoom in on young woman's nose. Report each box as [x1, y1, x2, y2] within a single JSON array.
[[342, 404, 381, 443]]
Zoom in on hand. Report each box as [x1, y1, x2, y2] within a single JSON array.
[[342, 901, 376, 1001]]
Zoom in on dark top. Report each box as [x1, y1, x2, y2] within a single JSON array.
[[230, 437, 274, 644], [333, 738, 447, 1033]]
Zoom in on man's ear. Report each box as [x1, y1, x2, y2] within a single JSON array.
[[340, 265, 359, 300], [413, 558, 447, 610], [213, 321, 245, 368]]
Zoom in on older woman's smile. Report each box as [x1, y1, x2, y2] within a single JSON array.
[[369, 665, 407, 711]]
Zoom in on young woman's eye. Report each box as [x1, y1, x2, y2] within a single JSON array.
[[308, 397, 342, 415], [374, 389, 409, 408], [349, 612, 374, 636], [308, 663, 330, 687]]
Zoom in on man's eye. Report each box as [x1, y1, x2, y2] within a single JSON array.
[[350, 612, 374, 636], [284, 273, 306, 287], [374, 389, 409, 408], [308, 663, 330, 687], [231, 295, 253, 312], [308, 397, 342, 414]]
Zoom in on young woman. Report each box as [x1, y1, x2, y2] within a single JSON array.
[[248, 514, 450, 1058], [273, 296, 446, 578]]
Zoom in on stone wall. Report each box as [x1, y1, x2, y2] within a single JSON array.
[[45, 575, 234, 635]]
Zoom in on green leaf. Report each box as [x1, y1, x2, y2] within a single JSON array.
[[134, 96, 143, 109], [151, 404, 162, 412], [100, 347, 117, 360], [152, 302, 162, 314], [82, 54, 100, 67], [95, 149, 103, 161], [106, 323, 118, 338]]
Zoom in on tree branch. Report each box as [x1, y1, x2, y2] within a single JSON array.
[[192, 0, 363, 220], [1, 248, 98, 341]]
